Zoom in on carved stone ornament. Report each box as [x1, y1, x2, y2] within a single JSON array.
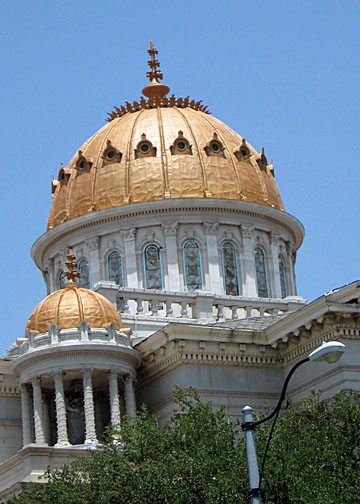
[[75, 150, 92, 173], [234, 138, 251, 161], [120, 228, 136, 241], [204, 132, 226, 158], [102, 139, 123, 166], [162, 222, 178, 235], [269, 232, 281, 245], [203, 222, 219, 234], [134, 133, 157, 159], [240, 224, 254, 240], [170, 131, 193, 155], [86, 237, 100, 251]]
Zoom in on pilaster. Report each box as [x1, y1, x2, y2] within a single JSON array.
[[86, 237, 101, 286], [203, 222, 222, 293], [20, 384, 32, 446], [239, 225, 257, 297], [269, 232, 281, 298], [162, 222, 180, 291], [121, 228, 138, 288]]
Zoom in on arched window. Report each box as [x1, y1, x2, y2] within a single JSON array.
[[78, 259, 90, 289], [184, 241, 202, 291], [57, 271, 65, 289], [279, 258, 287, 298], [255, 248, 268, 297], [222, 242, 239, 295], [144, 245, 162, 289], [108, 251, 123, 286]]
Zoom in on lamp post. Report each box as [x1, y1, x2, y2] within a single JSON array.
[[242, 341, 345, 504]]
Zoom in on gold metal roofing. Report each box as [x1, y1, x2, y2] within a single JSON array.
[[47, 42, 284, 230], [25, 250, 123, 334]]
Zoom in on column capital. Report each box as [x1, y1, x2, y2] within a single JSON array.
[[86, 237, 100, 251], [124, 371, 137, 384], [269, 231, 281, 246], [239, 224, 254, 239], [82, 367, 93, 379], [31, 376, 42, 386], [120, 228, 136, 242], [203, 222, 219, 234], [162, 222, 178, 235]]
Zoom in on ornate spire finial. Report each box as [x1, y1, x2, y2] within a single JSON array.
[[142, 41, 170, 99], [146, 40, 163, 83], [64, 248, 80, 283]]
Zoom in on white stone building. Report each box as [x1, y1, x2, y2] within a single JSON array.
[[0, 43, 359, 498]]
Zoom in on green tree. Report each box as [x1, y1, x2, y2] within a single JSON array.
[[7, 390, 360, 504]]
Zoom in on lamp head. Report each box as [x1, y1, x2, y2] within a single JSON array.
[[308, 341, 345, 364]]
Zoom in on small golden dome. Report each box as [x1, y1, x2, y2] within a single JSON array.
[[25, 281, 123, 335], [47, 42, 284, 230]]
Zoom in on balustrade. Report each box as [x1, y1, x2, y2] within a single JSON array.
[[97, 285, 306, 323]]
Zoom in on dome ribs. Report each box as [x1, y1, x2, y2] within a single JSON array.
[[157, 107, 171, 198], [106, 95, 210, 122], [174, 107, 211, 198], [201, 115, 243, 199], [125, 108, 145, 204]]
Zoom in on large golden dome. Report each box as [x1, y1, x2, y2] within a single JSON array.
[[25, 280, 123, 335], [47, 43, 284, 231]]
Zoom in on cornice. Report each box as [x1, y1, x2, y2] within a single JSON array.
[[138, 338, 281, 387], [32, 199, 304, 269]]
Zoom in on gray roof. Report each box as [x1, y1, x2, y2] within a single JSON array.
[[211, 313, 290, 331]]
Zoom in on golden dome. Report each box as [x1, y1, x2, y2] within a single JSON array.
[[25, 281, 123, 335], [47, 42, 284, 231]]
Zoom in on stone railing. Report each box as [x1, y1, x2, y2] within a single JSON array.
[[94, 282, 306, 324], [17, 322, 131, 356]]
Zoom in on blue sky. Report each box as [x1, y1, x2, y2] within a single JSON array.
[[0, 1, 359, 355]]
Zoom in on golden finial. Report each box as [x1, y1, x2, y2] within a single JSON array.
[[64, 248, 80, 283], [142, 40, 170, 99]]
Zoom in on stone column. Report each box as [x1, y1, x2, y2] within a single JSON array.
[[32, 377, 46, 444], [121, 228, 138, 288], [82, 368, 97, 444], [269, 232, 281, 298], [54, 371, 69, 446], [20, 383, 33, 446], [108, 370, 121, 427], [124, 372, 136, 417], [42, 394, 51, 445], [87, 237, 100, 286], [162, 222, 180, 292], [203, 223, 222, 293], [239, 225, 257, 297]]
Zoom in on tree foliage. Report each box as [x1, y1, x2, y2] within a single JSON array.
[[7, 389, 360, 504]]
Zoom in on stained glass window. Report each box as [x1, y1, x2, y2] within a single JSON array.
[[58, 271, 65, 289], [79, 259, 90, 289], [279, 258, 287, 298], [255, 247, 268, 297], [184, 241, 202, 291], [144, 245, 162, 289], [222, 242, 239, 295], [108, 251, 123, 286]]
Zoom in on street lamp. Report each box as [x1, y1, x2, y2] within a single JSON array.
[[242, 340, 345, 504]]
